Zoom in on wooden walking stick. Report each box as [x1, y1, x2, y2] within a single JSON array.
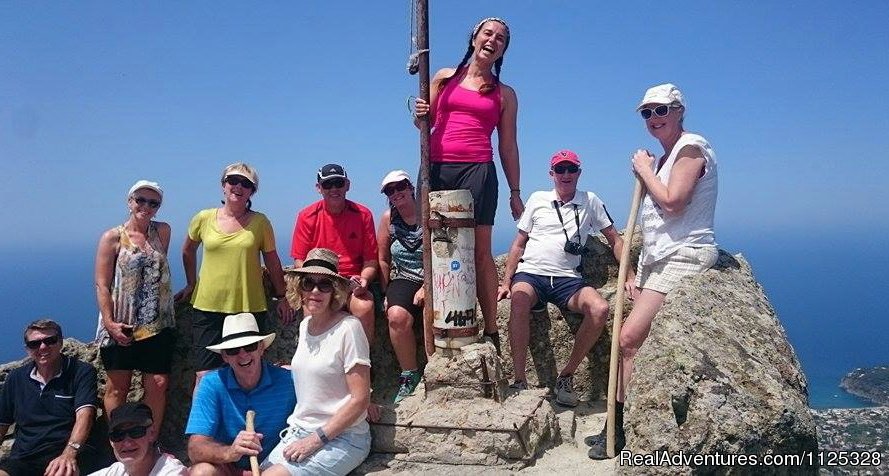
[[245, 410, 260, 476], [605, 179, 645, 458]]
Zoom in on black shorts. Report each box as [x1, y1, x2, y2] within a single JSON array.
[[429, 161, 498, 226], [100, 327, 176, 374], [386, 279, 423, 319], [192, 309, 268, 371]]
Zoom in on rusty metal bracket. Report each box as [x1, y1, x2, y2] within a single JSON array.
[[432, 326, 478, 338], [428, 211, 475, 229]]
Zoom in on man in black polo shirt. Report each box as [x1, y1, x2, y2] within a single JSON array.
[[0, 319, 109, 476]]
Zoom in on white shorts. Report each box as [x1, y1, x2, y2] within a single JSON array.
[[635, 246, 718, 294]]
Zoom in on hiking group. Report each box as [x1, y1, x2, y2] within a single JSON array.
[[0, 16, 717, 476]]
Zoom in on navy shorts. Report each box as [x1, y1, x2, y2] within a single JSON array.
[[386, 279, 423, 319], [512, 272, 590, 309], [192, 309, 268, 371], [100, 327, 176, 374], [429, 161, 499, 226]]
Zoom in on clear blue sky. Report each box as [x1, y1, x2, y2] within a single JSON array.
[[2, 1, 888, 253]]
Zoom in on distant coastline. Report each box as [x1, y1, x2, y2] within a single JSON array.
[[841, 365, 889, 406]]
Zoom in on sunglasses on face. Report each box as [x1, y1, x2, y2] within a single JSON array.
[[320, 178, 346, 190], [222, 342, 260, 356], [109, 425, 149, 442], [224, 175, 256, 189], [26, 335, 60, 349], [383, 181, 411, 196], [132, 197, 161, 209], [552, 164, 580, 174], [300, 277, 335, 293], [639, 104, 679, 120]]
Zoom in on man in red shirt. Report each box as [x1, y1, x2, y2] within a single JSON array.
[[291, 164, 379, 343]]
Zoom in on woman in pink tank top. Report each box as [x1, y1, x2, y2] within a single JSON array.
[[414, 17, 522, 349]]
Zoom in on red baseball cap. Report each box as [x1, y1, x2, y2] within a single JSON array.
[[550, 150, 580, 167]]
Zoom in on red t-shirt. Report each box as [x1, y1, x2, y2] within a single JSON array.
[[290, 200, 378, 277]]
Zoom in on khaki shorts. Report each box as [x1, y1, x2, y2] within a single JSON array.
[[635, 246, 718, 294]]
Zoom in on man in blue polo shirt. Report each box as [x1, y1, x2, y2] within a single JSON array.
[[186, 313, 295, 475], [0, 319, 111, 476]]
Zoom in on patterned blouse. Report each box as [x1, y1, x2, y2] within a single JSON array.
[[388, 207, 423, 283], [96, 221, 174, 347]]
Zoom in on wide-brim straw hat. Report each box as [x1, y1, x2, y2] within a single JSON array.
[[206, 312, 276, 353], [284, 248, 349, 284]]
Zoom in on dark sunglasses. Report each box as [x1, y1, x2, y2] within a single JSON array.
[[109, 425, 149, 442], [132, 197, 161, 209], [300, 277, 335, 293], [222, 342, 260, 356], [552, 163, 580, 174], [383, 181, 411, 196], [639, 104, 680, 120], [224, 175, 256, 189], [320, 178, 346, 190], [26, 335, 60, 349]]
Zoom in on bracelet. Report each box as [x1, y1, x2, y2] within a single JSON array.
[[510, 189, 520, 193], [315, 427, 330, 445]]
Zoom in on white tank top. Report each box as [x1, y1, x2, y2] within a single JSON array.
[[639, 133, 717, 265]]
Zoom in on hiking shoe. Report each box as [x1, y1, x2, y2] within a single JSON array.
[[587, 430, 625, 460], [394, 370, 422, 403], [530, 300, 547, 313], [509, 380, 528, 390], [584, 427, 606, 447], [555, 374, 578, 407]]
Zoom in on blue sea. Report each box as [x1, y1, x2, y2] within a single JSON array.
[[1, 232, 885, 409]]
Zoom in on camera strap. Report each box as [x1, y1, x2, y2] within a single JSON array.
[[552, 200, 582, 244]]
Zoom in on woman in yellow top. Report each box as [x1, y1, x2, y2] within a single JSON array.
[[175, 163, 293, 382]]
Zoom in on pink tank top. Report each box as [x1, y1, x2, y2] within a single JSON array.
[[430, 76, 501, 163]]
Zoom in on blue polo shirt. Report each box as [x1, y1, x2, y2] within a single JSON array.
[[0, 355, 98, 459], [185, 361, 295, 469]]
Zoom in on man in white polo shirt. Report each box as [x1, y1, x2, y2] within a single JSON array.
[[497, 150, 634, 407]]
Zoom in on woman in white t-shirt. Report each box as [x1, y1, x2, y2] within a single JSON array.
[[264, 248, 372, 475], [588, 83, 718, 459]]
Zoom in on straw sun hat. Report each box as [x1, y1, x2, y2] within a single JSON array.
[[205, 312, 275, 354]]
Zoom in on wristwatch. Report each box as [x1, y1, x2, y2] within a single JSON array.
[[67, 442, 82, 452]]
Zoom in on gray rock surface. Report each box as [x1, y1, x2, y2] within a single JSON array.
[[619, 251, 818, 475]]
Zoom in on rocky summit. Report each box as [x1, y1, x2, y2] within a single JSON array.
[[1, 231, 823, 474]]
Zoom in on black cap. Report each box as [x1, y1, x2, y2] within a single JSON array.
[[109, 402, 153, 431], [317, 163, 347, 183]]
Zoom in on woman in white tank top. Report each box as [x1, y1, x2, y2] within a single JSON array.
[[588, 83, 718, 459]]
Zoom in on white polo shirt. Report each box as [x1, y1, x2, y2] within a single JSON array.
[[516, 189, 613, 278]]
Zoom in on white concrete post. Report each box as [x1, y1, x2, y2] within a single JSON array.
[[428, 190, 479, 349]]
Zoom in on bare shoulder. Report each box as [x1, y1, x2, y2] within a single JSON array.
[[99, 227, 122, 244], [433, 67, 457, 80], [677, 144, 705, 160]]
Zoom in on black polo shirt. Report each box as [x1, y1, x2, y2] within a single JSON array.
[[0, 355, 98, 459]]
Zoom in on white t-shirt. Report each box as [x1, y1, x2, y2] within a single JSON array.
[[286, 314, 371, 434], [639, 132, 717, 265], [87, 453, 188, 476], [516, 190, 613, 278]]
